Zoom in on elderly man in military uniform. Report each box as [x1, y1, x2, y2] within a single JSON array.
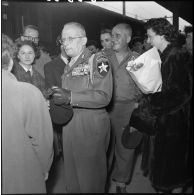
[[106, 23, 142, 193], [50, 22, 113, 193]]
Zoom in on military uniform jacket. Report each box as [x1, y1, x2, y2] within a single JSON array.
[[62, 48, 113, 108], [107, 49, 142, 102]]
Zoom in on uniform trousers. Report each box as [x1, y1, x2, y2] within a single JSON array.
[[109, 101, 136, 183], [62, 108, 110, 193]]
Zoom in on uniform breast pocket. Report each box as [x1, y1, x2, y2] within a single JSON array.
[[69, 75, 90, 91]]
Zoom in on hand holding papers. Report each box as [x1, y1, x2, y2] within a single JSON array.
[[126, 47, 162, 94]]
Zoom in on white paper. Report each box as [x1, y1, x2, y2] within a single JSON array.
[[126, 47, 162, 94]]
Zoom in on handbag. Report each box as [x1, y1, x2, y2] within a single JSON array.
[[129, 95, 158, 136]]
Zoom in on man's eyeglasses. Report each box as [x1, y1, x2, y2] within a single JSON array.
[[59, 36, 84, 44], [22, 35, 39, 44]]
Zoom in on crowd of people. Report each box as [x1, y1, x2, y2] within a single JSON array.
[[2, 17, 193, 193]]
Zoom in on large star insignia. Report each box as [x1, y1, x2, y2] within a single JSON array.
[[98, 62, 108, 73]]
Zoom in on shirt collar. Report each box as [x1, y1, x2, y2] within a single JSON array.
[[69, 49, 85, 67], [19, 63, 33, 74], [60, 54, 69, 64]]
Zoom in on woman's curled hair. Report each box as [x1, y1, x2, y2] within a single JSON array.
[[15, 40, 40, 61], [145, 18, 178, 43]]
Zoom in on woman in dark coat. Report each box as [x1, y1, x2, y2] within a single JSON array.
[[12, 40, 47, 97], [139, 18, 192, 193]]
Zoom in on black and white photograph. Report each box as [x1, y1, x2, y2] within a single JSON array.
[[2, 0, 193, 193]]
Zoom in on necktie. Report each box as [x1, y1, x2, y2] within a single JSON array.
[[26, 70, 31, 77], [26, 70, 33, 83]]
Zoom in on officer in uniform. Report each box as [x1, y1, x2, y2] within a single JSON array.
[[50, 22, 113, 193], [107, 23, 142, 193]]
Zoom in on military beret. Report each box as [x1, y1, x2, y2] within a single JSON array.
[[121, 124, 143, 149], [49, 99, 73, 126]]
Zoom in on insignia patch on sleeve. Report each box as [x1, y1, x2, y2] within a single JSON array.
[[96, 55, 110, 77]]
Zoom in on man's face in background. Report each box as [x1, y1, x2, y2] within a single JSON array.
[[22, 28, 39, 45], [100, 33, 113, 50]]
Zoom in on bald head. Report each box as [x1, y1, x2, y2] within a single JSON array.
[[112, 23, 132, 52], [113, 23, 132, 37]]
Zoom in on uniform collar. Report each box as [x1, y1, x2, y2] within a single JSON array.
[[69, 48, 92, 68]]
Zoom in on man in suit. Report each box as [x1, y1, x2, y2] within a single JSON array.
[[44, 45, 69, 89], [44, 41, 70, 158]]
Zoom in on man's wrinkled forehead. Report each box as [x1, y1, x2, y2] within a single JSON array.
[[24, 28, 39, 38], [62, 24, 85, 37], [112, 24, 131, 36]]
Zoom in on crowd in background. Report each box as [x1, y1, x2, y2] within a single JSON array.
[[2, 17, 193, 194]]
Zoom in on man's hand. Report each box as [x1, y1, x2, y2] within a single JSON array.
[[51, 86, 71, 105], [44, 88, 55, 100]]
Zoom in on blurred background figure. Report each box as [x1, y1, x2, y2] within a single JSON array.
[[2, 34, 53, 194], [100, 28, 113, 50], [130, 36, 144, 54], [87, 39, 99, 54], [16, 25, 51, 78], [176, 32, 186, 48], [184, 26, 193, 55]]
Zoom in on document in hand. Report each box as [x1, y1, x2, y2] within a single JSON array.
[[126, 47, 162, 94]]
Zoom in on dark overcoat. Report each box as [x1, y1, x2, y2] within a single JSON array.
[[11, 61, 46, 95], [44, 56, 66, 89], [141, 44, 193, 191]]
